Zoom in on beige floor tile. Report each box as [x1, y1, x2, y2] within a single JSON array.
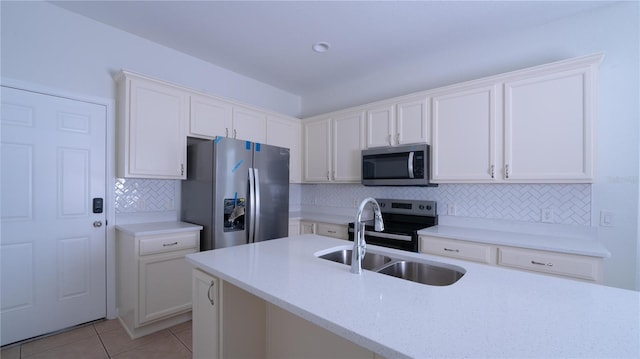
[[0, 344, 21, 359], [168, 320, 191, 334], [20, 325, 97, 357], [173, 327, 192, 352], [22, 336, 107, 359], [99, 327, 174, 357], [93, 318, 124, 334], [111, 332, 191, 359]]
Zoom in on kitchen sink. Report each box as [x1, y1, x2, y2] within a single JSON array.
[[317, 248, 465, 286], [376, 261, 464, 286], [319, 249, 392, 270]]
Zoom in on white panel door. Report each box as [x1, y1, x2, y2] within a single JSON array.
[[303, 119, 331, 182], [333, 111, 365, 182], [366, 104, 394, 148], [0, 86, 106, 345]]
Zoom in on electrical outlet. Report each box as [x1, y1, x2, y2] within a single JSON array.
[[541, 208, 554, 223], [447, 203, 456, 216], [600, 210, 614, 227]]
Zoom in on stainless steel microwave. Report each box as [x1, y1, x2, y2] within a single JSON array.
[[361, 144, 431, 186]]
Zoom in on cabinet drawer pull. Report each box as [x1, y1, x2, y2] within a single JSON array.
[[327, 230, 336, 234], [162, 242, 179, 247], [531, 260, 553, 267], [444, 248, 460, 253], [207, 280, 215, 306]]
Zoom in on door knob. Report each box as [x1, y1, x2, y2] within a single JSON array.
[[93, 221, 103, 228]]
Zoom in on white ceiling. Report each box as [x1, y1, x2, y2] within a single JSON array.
[[51, 1, 614, 97]]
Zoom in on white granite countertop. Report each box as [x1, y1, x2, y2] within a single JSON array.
[[115, 221, 203, 236], [418, 224, 610, 258], [186, 235, 639, 358]]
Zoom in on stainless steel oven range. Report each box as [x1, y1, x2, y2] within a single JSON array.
[[348, 198, 437, 252]]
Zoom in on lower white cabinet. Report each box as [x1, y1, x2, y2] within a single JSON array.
[[420, 235, 603, 283], [192, 269, 219, 359], [498, 246, 602, 282], [191, 272, 376, 359], [420, 236, 497, 264], [299, 220, 348, 239], [116, 223, 201, 338]]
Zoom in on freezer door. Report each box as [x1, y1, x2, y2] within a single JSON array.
[[252, 142, 290, 242], [212, 138, 253, 249]]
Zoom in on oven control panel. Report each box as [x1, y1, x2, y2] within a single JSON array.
[[376, 198, 436, 216]]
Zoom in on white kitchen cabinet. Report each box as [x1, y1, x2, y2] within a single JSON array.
[[431, 53, 601, 183], [303, 110, 365, 183], [116, 223, 201, 339], [503, 67, 595, 181], [419, 235, 603, 283], [420, 236, 497, 264], [431, 83, 498, 182], [267, 115, 302, 183], [288, 218, 301, 236], [116, 71, 188, 179], [188, 93, 233, 140], [316, 222, 349, 240], [233, 106, 267, 143], [366, 96, 428, 148], [300, 221, 316, 234], [192, 269, 219, 359], [498, 246, 603, 282]]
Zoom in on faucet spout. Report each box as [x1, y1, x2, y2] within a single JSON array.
[[351, 198, 384, 274]]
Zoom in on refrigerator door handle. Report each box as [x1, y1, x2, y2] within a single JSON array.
[[254, 168, 261, 242], [248, 168, 256, 243]]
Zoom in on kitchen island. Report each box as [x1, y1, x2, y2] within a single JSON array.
[[186, 234, 639, 358]]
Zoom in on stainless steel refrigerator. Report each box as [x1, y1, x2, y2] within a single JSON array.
[[181, 138, 289, 251]]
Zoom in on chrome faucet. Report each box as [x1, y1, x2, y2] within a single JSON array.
[[351, 197, 384, 274]]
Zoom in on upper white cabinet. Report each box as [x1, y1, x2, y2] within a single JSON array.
[[431, 53, 602, 183], [233, 106, 267, 143], [366, 96, 428, 148], [266, 115, 302, 183], [189, 95, 266, 144], [303, 110, 365, 182], [189, 93, 233, 139], [431, 83, 498, 182], [117, 71, 188, 179]]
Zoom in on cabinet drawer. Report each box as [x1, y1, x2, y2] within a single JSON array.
[[420, 236, 497, 264], [316, 223, 348, 239], [139, 231, 199, 255], [498, 247, 602, 282]]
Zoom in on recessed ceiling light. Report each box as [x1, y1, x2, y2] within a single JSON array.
[[312, 42, 330, 53]]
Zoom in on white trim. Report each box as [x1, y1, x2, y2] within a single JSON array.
[[1, 77, 118, 319]]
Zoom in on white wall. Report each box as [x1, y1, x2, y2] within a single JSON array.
[[301, 2, 640, 290], [0, 1, 301, 117]]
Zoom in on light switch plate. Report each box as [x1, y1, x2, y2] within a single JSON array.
[[600, 210, 614, 227]]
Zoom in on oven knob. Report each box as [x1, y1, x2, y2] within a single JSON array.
[[419, 205, 425, 210], [426, 205, 432, 210], [380, 203, 386, 208]]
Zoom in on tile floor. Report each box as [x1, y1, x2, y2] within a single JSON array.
[[0, 319, 192, 359]]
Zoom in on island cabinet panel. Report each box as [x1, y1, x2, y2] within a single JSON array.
[[266, 303, 373, 359], [420, 236, 497, 264], [192, 269, 218, 359], [498, 246, 602, 282], [192, 274, 379, 359], [117, 71, 188, 179]]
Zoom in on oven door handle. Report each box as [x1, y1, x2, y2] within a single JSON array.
[[348, 228, 413, 242]]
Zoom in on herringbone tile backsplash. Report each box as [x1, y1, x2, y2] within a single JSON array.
[[114, 179, 591, 226]]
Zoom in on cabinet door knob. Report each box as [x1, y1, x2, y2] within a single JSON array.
[[93, 221, 103, 228]]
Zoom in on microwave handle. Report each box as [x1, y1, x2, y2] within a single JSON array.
[[408, 151, 415, 179]]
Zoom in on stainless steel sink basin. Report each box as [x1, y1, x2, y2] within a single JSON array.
[[319, 249, 392, 270], [317, 248, 465, 286], [376, 261, 464, 286]]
